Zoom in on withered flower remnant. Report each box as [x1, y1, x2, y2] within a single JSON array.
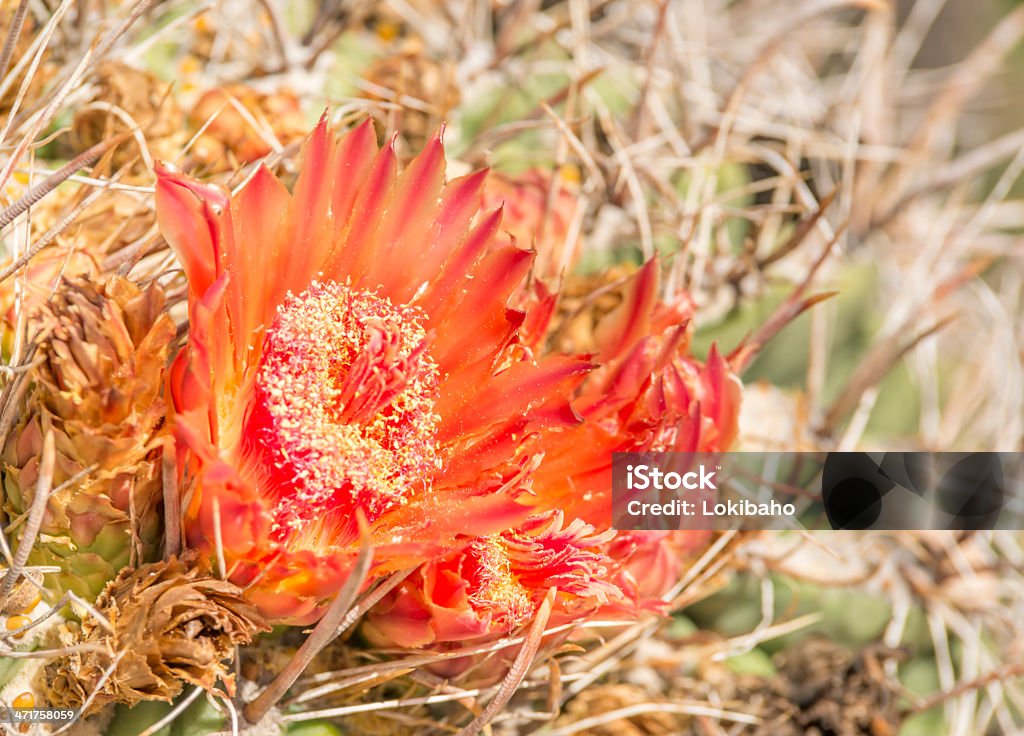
[[45, 551, 269, 713]]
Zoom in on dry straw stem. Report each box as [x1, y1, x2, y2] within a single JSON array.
[[0, 165, 131, 283], [0, 350, 42, 456], [725, 187, 840, 285], [284, 667, 416, 708], [547, 702, 761, 735], [0, 13, 94, 193], [0, 0, 30, 83], [242, 534, 373, 725], [876, 125, 1024, 227], [282, 687, 487, 724], [821, 315, 956, 435], [0, 642, 107, 659], [286, 618, 667, 722], [136, 686, 205, 736], [161, 440, 181, 560], [0, 0, 75, 150], [0, 131, 132, 232], [873, 6, 1024, 214]]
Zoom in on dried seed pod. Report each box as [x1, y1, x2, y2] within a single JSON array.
[[44, 551, 270, 713]]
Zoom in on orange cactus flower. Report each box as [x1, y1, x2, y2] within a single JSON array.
[[156, 118, 592, 624], [362, 525, 712, 655]]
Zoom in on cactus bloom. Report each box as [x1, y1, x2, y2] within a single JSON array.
[[156, 118, 591, 624], [530, 258, 742, 525], [158, 117, 742, 632]]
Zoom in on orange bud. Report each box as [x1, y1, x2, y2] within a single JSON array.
[[5, 615, 31, 637], [193, 14, 212, 33], [11, 692, 34, 708], [376, 19, 401, 42]]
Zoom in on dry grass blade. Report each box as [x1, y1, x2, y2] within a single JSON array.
[[137, 687, 204, 736], [267, 568, 420, 708], [820, 316, 955, 434], [161, 440, 181, 560], [628, 0, 671, 140], [877, 6, 1024, 206], [256, 0, 290, 71], [712, 612, 825, 659], [492, 0, 616, 68], [730, 187, 840, 283], [282, 687, 484, 723], [332, 566, 416, 640], [284, 667, 417, 708], [0, 643, 107, 659], [877, 127, 1024, 225], [730, 291, 839, 375], [0, 132, 131, 232], [0, 349, 42, 450], [0, 0, 30, 83], [294, 620, 612, 691], [0, 167, 129, 284], [728, 221, 846, 373], [561, 619, 660, 704], [912, 663, 1024, 714], [699, 0, 886, 152], [0, 0, 74, 149], [93, 0, 162, 64], [549, 702, 761, 735], [454, 588, 556, 736], [0, 6, 90, 189], [242, 533, 374, 724]]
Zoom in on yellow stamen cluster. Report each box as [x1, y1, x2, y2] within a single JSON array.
[[250, 281, 441, 536]]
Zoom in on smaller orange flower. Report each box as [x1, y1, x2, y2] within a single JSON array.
[[607, 530, 713, 605], [363, 511, 626, 649]]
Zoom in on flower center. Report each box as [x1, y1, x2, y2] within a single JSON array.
[[248, 281, 440, 537]]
